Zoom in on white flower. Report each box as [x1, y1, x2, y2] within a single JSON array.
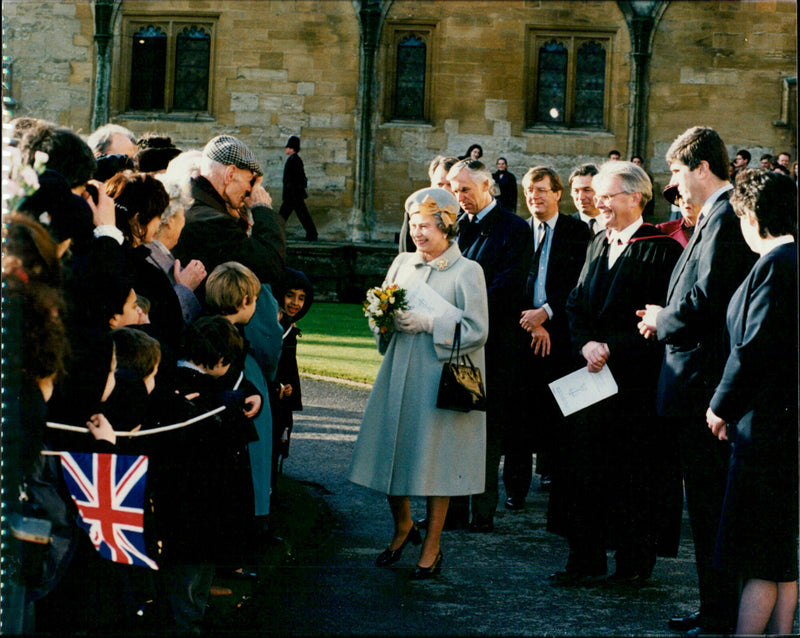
[[20, 166, 40, 190], [33, 151, 49, 170]]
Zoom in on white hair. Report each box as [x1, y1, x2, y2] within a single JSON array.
[[87, 123, 136, 155]]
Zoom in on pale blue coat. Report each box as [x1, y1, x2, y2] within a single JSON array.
[[349, 242, 489, 496]]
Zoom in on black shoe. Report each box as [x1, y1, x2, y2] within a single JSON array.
[[468, 515, 494, 533], [416, 517, 428, 530], [548, 570, 606, 586], [668, 611, 702, 632], [539, 475, 552, 491], [376, 524, 422, 567], [411, 551, 442, 580], [504, 496, 525, 511]]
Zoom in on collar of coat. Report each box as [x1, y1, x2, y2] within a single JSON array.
[[410, 241, 463, 271]]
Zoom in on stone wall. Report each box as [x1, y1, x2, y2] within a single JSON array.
[[647, 0, 797, 199], [3, 0, 796, 238], [3, 1, 95, 128]]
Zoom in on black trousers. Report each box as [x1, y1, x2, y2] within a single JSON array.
[[676, 416, 739, 629], [279, 196, 317, 239]]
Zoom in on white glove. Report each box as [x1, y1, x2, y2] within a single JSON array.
[[394, 310, 434, 334]]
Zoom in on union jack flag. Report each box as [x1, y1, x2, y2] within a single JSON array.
[[60, 452, 159, 570]]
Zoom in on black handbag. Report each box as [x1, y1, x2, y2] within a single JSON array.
[[436, 323, 486, 412]]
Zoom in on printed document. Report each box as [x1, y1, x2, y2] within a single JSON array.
[[548, 365, 618, 417], [406, 281, 463, 323]]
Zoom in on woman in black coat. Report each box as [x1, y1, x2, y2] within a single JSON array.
[[706, 169, 798, 635]]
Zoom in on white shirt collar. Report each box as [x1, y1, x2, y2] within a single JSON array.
[[579, 211, 605, 229], [698, 182, 734, 221], [609, 216, 644, 244]]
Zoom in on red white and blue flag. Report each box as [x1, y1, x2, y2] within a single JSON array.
[[60, 452, 159, 570]]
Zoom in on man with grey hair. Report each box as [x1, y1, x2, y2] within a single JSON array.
[[547, 161, 683, 586], [173, 134, 285, 302], [448, 159, 532, 533], [87, 123, 138, 158]]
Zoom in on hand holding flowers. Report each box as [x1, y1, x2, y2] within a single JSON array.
[[363, 283, 409, 352]]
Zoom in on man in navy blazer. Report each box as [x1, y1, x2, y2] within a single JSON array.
[[449, 159, 533, 533], [637, 127, 757, 636], [504, 166, 591, 510]]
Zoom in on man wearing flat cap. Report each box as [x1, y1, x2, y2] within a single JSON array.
[[174, 134, 285, 302]]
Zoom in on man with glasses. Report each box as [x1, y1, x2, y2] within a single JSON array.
[[174, 135, 286, 303], [505, 167, 590, 509], [547, 161, 683, 586]]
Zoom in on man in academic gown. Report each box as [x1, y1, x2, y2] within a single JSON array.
[[547, 161, 683, 585]]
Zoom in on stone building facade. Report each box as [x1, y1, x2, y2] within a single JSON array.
[[3, 0, 796, 243]]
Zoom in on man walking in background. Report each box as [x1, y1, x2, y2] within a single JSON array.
[[280, 135, 318, 241]]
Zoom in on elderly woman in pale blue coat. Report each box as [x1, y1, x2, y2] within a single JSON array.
[[349, 187, 488, 579]]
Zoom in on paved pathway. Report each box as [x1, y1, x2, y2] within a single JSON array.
[[208, 376, 719, 637]]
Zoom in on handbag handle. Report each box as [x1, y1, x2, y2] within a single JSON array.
[[448, 322, 478, 371]]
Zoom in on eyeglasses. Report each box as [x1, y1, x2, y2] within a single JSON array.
[[593, 191, 627, 206], [525, 187, 554, 196]]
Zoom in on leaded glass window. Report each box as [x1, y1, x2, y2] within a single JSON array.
[[174, 26, 211, 111], [535, 40, 567, 123], [574, 41, 606, 128], [394, 35, 426, 120], [130, 26, 167, 110], [527, 30, 612, 130]]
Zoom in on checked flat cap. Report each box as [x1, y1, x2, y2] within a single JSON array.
[[203, 135, 262, 176]]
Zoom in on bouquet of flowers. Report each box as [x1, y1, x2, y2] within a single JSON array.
[[363, 283, 408, 352]]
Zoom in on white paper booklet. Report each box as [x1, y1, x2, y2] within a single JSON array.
[[405, 280, 463, 323], [548, 365, 619, 417]]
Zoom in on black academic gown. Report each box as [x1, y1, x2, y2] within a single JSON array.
[[548, 223, 684, 560]]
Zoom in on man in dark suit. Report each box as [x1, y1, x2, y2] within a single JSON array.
[[503, 166, 591, 509], [279, 135, 317, 241], [492, 157, 518, 213], [636, 127, 757, 636], [548, 161, 684, 585], [568, 164, 605, 234], [448, 159, 533, 533]]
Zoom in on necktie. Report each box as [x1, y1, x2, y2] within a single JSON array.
[[530, 222, 548, 284], [589, 218, 597, 234]]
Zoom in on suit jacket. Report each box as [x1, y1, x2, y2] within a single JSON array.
[[524, 213, 591, 378], [457, 202, 532, 356], [492, 170, 518, 213], [709, 243, 797, 458], [654, 191, 757, 417]]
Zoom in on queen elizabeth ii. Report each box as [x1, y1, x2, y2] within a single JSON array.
[[349, 187, 489, 579]]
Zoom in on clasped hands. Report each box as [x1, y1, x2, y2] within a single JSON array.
[[520, 308, 550, 356], [394, 310, 433, 334], [581, 341, 609, 373]]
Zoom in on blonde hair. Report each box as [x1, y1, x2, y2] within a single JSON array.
[[205, 261, 261, 315]]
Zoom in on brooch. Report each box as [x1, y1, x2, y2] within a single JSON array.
[[434, 257, 448, 270]]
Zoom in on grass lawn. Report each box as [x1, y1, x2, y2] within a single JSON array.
[[295, 302, 382, 385]]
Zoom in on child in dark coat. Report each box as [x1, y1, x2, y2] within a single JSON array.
[[270, 268, 314, 482]]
